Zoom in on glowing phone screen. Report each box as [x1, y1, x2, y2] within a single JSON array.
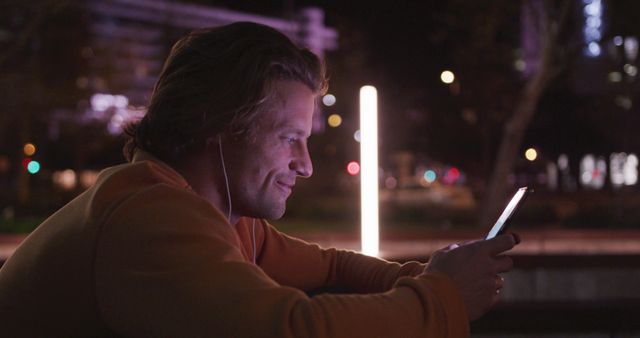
[[486, 187, 530, 240]]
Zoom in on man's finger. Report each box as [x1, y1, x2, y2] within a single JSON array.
[[461, 238, 482, 247], [493, 255, 514, 273], [484, 233, 517, 256], [506, 232, 521, 244], [495, 275, 505, 290]]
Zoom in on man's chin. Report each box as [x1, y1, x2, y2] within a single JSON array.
[[255, 203, 286, 221], [268, 208, 286, 220]]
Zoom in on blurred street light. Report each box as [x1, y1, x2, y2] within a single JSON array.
[[26, 160, 40, 174], [525, 148, 538, 161], [322, 94, 336, 106], [347, 161, 360, 176], [440, 70, 455, 84], [23, 143, 36, 156], [327, 114, 342, 127], [353, 130, 361, 143]]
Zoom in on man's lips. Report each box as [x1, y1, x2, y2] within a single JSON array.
[[275, 180, 295, 193]]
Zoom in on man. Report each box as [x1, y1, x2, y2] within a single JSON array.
[[0, 22, 518, 337]]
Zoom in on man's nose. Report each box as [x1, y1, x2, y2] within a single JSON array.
[[290, 146, 313, 178]]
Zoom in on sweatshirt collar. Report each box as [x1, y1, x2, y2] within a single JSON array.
[[131, 149, 192, 191]]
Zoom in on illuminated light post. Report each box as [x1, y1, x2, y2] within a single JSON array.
[[359, 85, 379, 257]]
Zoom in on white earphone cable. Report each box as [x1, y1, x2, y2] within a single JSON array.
[[218, 136, 232, 221], [252, 218, 257, 264], [219, 136, 257, 264]]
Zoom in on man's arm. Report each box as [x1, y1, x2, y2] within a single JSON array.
[[255, 220, 518, 322], [95, 185, 469, 338], [256, 220, 425, 293]]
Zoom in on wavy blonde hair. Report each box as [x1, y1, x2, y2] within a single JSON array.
[[123, 22, 327, 162]]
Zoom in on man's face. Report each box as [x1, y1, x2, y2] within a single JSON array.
[[222, 80, 315, 220]]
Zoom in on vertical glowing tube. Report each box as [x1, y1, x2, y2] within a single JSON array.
[[359, 85, 379, 257]]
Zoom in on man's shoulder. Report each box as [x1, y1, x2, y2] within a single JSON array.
[[84, 161, 196, 222], [95, 170, 237, 257], [98, 159, 187, 189]]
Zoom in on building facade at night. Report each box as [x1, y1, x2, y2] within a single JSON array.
[[0, 0, 338, 211], [76, 0, 338, 133]]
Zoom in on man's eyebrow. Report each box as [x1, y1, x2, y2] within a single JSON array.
[[286, 129, 309, 137], [281, 127, 310, 138], [273, 121, 307, 133]]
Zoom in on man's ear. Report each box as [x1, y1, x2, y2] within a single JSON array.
[[205, 134, 223, 148], [204, 134, 228, 162]]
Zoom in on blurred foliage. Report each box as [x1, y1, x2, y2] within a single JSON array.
[[0, 217, 43, 234]]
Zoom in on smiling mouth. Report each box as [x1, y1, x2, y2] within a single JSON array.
[[275, 180, 294, 194]]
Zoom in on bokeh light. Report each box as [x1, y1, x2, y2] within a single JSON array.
[[614, 35, 624, 46], [424, 170, 437, 183], [440, 70, 455, 84], [0, 156, 9, 173], [384, 176, 398, 189], [347, 161, 360, 176], [53, 169, 77, 190], [322, 94, 336, 106], [80, 170, 99, 189], [23, 143, 36, 156], [327, 114, 342, 127], [525, 148, 538, 161], [27, 160, 40, 174], [21, 157, 31, 170], [443, 167, 460, 184]]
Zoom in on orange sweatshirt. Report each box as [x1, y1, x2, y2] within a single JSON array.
[[0, 150, 469, 337]]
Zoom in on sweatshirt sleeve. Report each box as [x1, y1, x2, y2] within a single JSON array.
[[95, 185, 469, 338], [257, 221, 426, 293]]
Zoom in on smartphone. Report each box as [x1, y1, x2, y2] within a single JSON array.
[[485, 187, 532, 240]]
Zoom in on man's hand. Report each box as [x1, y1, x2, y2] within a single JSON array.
[[425, 233, 518, 321]]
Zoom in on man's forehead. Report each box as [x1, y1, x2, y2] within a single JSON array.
[[257, 80, 316, 132], [259, 107, 314, 134]]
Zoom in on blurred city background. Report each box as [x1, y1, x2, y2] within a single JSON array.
[[1, 0, 640, 336]]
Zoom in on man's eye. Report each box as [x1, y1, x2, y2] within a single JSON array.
[[284, 137, 297, 144]]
